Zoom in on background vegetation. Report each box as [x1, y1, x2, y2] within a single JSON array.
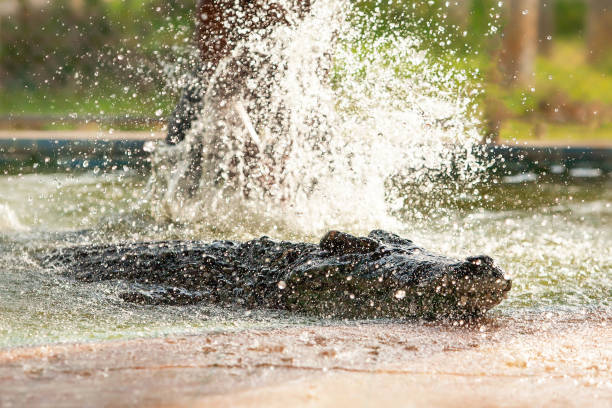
[[1, 0, 611, 144], [0, 0, 194, 124]]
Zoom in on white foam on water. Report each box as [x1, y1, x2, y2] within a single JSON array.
[[0, 202, 28, 232], [146, 0, 487, 238]]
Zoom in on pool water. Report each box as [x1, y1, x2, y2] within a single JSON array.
[[0, 170, 610, 348]]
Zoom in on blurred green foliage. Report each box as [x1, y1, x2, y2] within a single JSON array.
[[0, 0, 596, 92], [0, 0, 510, 92], [0, 0, 194, 89], [555, 0, 587, 37], [1, 0, 112, 88], [0, 0, 610, 143], [352, 0, 500, 55]]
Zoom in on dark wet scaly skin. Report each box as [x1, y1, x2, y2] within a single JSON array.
[[43, 230, 511, 319]]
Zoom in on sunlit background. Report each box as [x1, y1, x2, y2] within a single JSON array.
[[1, 0, 611, 145]]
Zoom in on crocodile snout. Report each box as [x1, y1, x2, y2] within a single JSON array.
[[458, 255, 512, 295]]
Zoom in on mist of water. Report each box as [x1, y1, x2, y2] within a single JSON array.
[[144, 0, 489, 238]]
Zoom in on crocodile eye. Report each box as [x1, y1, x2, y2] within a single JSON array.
[[466, 255, 494, 266], [320, 230, 379, 254]]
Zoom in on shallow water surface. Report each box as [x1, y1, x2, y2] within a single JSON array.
[[0, 171, 610, 348]]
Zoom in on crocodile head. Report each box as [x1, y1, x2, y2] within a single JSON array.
[[283, 230, 511, 319]]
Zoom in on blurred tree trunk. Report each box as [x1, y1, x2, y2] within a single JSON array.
[[446, 1, 471, 30], [586, 0, 612, 63], [500, 0, 539, 87], [70, 0, 84, 16], [538, 0, 555, 55]]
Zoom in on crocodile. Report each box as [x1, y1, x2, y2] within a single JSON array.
[[43, 230, 511, 319]]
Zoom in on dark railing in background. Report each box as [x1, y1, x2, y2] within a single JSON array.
[[1, 133, 610, 179]]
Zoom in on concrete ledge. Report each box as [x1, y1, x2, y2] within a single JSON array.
[[0, 312, 610, 407]]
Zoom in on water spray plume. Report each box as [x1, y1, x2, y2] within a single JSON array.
[[146, 0, 487, 238]]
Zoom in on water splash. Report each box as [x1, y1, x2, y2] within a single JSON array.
[[0, 203, 28, 232], [145, 0, 488, 238]]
